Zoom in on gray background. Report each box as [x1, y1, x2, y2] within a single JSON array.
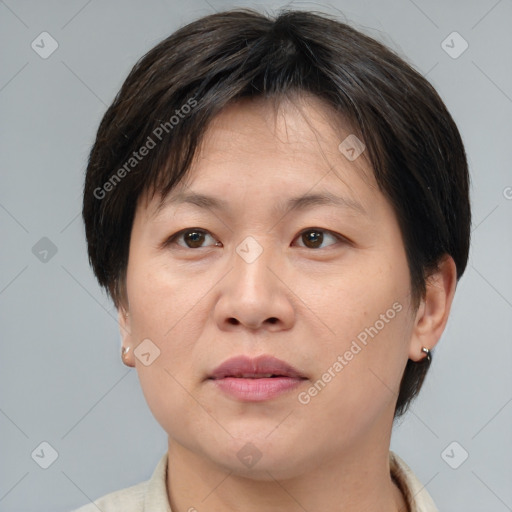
[[1, 0, 511, 511]]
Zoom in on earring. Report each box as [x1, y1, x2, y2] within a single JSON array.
[[421, 346, 431, 363], [121, 346, 131, 364]]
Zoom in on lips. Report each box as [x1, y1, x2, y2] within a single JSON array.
[[208, 354, 306, 380]]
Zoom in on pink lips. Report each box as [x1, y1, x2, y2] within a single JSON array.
[[208, 355, 307, 402]]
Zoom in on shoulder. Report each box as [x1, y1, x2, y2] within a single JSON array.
[[390, 451, 439, 512], [70, 480, 147, 512], [69, 452, 170, 512]]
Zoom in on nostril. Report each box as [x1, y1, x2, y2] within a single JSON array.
[[226, 317, 278, 326]]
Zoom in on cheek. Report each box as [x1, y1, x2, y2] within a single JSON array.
[[136, 363, 198, 444], [127, 256, 198, 337], [127, 256, 214, 390], [297, 258, 409, 342], [299, 260, 412, 398], [297, 310, 411, 440], [127, 261, 203, 428]]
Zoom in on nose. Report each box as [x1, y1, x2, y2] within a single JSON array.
[[213, 238, 295, 332]]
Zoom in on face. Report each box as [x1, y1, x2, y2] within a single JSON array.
[[120, 94, 421, 479]]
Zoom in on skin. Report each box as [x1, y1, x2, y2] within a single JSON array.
[[118, 94, 457, 512]]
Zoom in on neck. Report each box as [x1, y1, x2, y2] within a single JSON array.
[[165, 432, 407, 512]]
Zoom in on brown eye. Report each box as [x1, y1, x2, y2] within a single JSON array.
[[166, 229, 220, 249], [164, 227, 344, 250], [296, 229, 341, 249], [183, 230, 206, 248]]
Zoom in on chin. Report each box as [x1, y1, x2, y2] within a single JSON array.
[[203, 433, 308, 481]]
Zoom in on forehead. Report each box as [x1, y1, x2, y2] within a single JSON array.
[[198, 94, 371, 167], [141, 94, 379, 217]]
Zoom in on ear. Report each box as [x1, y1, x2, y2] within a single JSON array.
[[118, 307, 135, 367], [408, 254, 458, 362]]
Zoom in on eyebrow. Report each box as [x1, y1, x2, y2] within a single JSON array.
[[153, 190, 368, 218]]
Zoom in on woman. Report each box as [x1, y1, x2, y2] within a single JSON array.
[[76, 7, 471, 512]]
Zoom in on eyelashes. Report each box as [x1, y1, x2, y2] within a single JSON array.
[[163, 227, 348, 251]]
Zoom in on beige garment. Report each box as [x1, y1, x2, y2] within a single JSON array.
[[71, 450, 438, 512]]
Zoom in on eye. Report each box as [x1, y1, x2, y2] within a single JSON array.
[[165, 228, 221, 249], [294, 228, 345, 249], [163, 227, 347, 250]]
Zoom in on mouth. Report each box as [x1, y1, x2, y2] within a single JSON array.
[[208, 354, 306, 380], [207, 355, 307, 402], [213, 373, 291, 378]]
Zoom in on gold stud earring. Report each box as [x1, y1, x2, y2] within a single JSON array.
[[121, 346, 131, 364]]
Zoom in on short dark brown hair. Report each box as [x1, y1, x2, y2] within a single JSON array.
[[82, 8, 471, 418]]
